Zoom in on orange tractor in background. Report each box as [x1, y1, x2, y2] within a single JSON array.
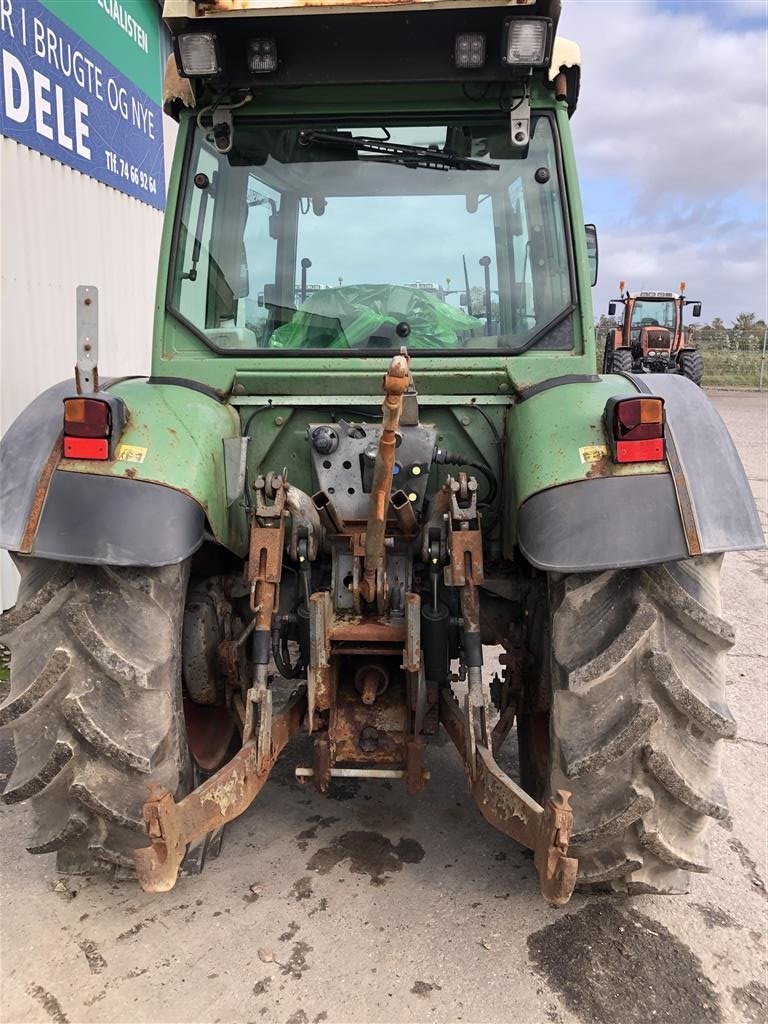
[[603, 282, 703, 383]]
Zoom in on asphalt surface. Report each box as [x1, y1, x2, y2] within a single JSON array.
[[1, 389, 766, 1024]]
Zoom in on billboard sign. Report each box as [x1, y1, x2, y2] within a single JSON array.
[[0, 0, 165, 209]]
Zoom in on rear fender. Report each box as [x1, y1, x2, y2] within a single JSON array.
[[0, 379, 248, 566], [511, 374, 763, 572]]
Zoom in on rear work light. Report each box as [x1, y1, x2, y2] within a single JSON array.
[[177, 33, 220, 77], [62, 395, 126, 461], [248, 38, 278, 74], [502, 18, 551, 67], [604, 396, 666, 464], [455, 33, 486, 69]]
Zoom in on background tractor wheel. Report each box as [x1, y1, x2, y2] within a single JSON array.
[[601, 340, 613, 373], [0, 558, 225, 877], [520, 556, 734, 894], [610, 349, 634, 374], [680, 350, 704, 386]]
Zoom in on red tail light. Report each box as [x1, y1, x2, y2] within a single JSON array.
[[605, 396, 665, 464], [63, 398, 111, 438], [63, 436, 109, 459], [62, 395, 126, 460]]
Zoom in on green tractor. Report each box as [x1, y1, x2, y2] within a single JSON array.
[[0, 0, 762, 903]]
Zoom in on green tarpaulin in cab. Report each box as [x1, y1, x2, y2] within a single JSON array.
[[269, 284, 482, 350]]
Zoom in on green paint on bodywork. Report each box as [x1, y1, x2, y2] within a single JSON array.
[[77, 75, 668, 562], [509, 378, 667, 508], [57, 381, 249, 556]]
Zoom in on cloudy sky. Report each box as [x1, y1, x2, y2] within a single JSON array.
[[559, 0, 768, 325]]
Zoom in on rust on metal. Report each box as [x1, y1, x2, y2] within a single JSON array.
[[134, 686, 307, 893], [533, 789, 579, 906], [163, 53, 196, 116], [312, 733, 331, 793], [330, 684, 408, 764], [443, 529, 484, 588], [329, 618, 406, 643], [20, 433, 63, 552], [360, 351, 410, 604], [217, 617, 255, 696], [664, 427, 702, 556], [439, 688, 578, 905], [402, 593, 421, 674], [247, 522, 285, 589], [308, 590, 333, 724], [355, 664, 388, 705], [405, 735, 428, 795]]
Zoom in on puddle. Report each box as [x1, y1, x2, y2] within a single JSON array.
[[307, 830, 424, 885]]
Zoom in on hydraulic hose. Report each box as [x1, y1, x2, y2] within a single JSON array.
[[432, 447, 498, 505]]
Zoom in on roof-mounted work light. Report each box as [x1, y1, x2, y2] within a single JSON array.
[[502, 18, 551, 67], [248, 38, 278, 74], [177, 33, 220, 77], [454, 33, 486, 69]]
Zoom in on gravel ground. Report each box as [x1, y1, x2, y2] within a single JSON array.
[[0, 389, 766, 1024]]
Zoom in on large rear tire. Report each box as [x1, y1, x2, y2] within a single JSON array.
[[680, 349, 704, 386], [0, 558, 196, 876], [521, 556, 735, 894], [610, 349, 634, 374], [601, 340, 613, 374]]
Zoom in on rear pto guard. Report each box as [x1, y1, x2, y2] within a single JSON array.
[[134, 352, 577, 904]]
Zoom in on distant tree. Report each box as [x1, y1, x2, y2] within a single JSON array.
[[595, 314, 619, 338], [711, 316, 725, 333], [467, 286, 499, 322], [733, 312, 757, 331], [730, 312, 760, 351]]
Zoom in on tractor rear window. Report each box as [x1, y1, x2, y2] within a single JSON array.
[[169, 115, 574, 354]]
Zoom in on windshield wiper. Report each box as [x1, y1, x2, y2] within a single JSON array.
[[298, 130, 500, 172]]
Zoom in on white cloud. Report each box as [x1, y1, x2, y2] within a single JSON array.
[[559, 1, 767, 321], [729, 0, 767, 16], [561, 2, 767, 199], [592, 208, 767, 323]]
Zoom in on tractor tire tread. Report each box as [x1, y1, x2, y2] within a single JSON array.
[[610, 349, 634, 374], [0, 560, 191, 877], [680, 350, 704, 386], [549, 554, 732, 894]]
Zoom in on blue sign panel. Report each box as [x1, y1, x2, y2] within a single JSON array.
[[0, 0, 165, 209]]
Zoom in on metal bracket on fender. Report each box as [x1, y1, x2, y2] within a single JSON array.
[[439, 688, 578, 906], [134, 686, 307, 893]]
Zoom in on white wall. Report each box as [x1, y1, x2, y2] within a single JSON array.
[[0, 117, 177, 608]]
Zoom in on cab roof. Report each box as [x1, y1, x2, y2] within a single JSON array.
[[165, 0, 562, 24]]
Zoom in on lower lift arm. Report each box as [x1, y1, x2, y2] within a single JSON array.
[[134, 687, 307, 893]]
